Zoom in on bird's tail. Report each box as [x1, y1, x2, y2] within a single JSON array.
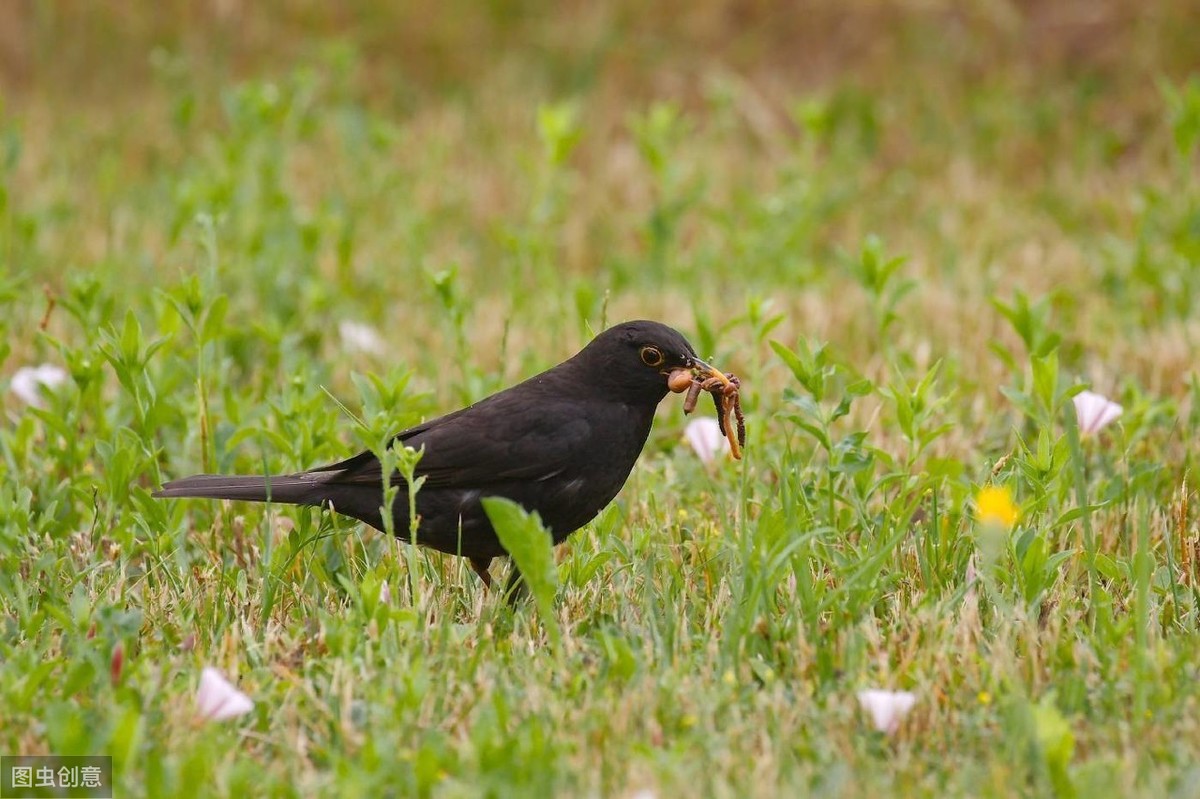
[[153, 473, 322, 505]]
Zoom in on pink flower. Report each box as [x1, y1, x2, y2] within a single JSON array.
[[683, 417, 728, 464], [1073, 390, 1123, 435], [195, 667, 254, 722], [379, 579, 392, 604], [857, 689, 916, 734]]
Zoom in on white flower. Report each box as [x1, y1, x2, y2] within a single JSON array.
[[683, 417, 729, 464], [9, 364, 68, 407], [196, 666, 255, 722], [339, 321, 385, 355], [1073, 390, 1123, 436], [857, 689, 916, 734], [379, 579, 392, 604]]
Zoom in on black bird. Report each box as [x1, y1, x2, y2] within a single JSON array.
[[154, 320, 729, 589]]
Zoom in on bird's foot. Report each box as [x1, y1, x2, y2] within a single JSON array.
[[469, 557, 493, 589]]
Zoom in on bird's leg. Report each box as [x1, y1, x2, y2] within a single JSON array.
[[469, 557, 494, 589], [502, 562, 528, 605]]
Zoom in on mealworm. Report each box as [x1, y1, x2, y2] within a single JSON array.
[[683, 379, 704, 414], [678, 367, 745, 460]]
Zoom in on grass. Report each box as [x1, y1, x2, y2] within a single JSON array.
[[2, 1, 1200, 796]]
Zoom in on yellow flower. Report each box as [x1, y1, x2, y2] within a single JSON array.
[[975, 486, 1019, 528]]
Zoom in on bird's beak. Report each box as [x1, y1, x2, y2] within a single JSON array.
[[689, 357, 735, 388], [665, 357, 736, 393]]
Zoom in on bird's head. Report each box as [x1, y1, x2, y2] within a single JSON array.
[[573, 320, 726, 404]]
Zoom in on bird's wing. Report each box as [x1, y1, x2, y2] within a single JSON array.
[[311, 391, 595, 490]]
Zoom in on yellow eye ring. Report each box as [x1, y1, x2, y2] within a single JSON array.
[[640, 346, 665, 367]]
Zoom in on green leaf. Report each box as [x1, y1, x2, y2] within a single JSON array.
[[769, 340, 807, 385], [200, 294, 229, 343], [784, 416, 831, 451], [1034, 696, 1077, 798], [1031, 350, 1058, 409], [120, 309, 142, 363], [1093, 553, 1121, 581], [482, 497, 562, 647], [536, 100, 582, 166]]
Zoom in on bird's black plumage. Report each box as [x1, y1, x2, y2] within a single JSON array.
[[154, 320, 712, 588]]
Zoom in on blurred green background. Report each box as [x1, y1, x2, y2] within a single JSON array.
[[5, 0, 1199, 398]]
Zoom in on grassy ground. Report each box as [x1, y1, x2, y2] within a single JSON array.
[[3, 1, 1200, 796]]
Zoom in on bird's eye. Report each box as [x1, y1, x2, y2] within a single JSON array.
[[640, 346, 665, 367]]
